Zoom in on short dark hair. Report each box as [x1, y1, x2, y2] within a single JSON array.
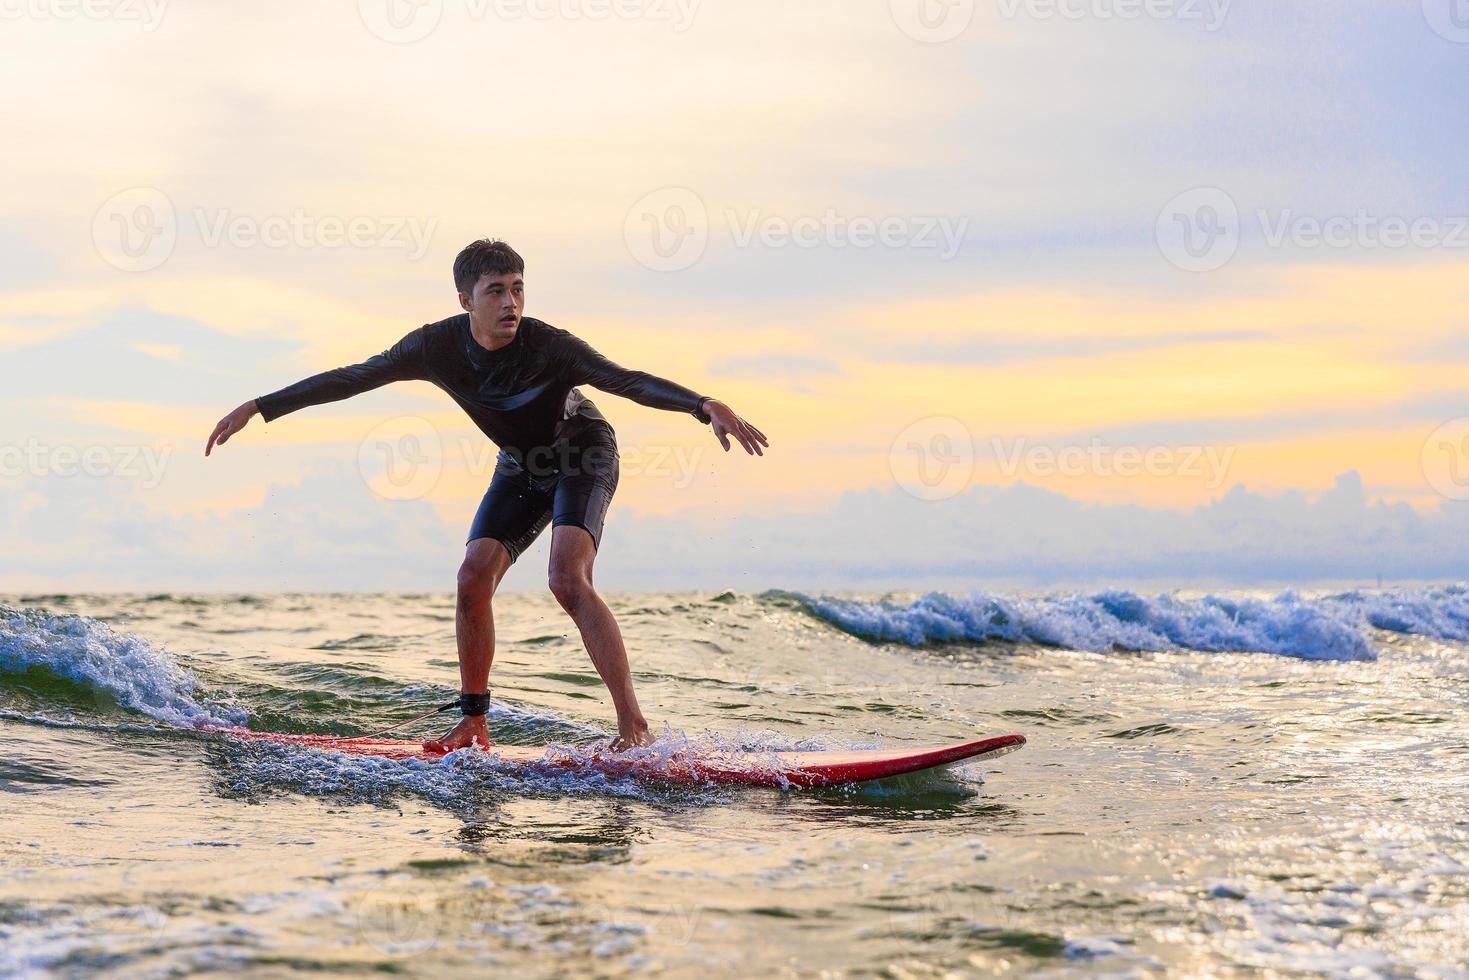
[[453, 239, 525, 296]]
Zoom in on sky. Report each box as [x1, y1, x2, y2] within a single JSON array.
[[2, 0, 1467, 592]]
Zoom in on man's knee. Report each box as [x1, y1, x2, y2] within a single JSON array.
[[548, 566, 594, 611], [458, 541, 508, 607]]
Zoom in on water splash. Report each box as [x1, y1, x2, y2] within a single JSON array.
[[0, 604, 243, 728], [771, 589, 1392, 661], [211, 730, 722, 809], [1327, 584, 1469, 642]]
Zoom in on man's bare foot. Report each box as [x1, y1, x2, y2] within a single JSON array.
[[426, 716, 494, 753], [609, 718, 653, 752]]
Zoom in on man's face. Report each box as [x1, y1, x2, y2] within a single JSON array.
[[462, 272, 524, 331]]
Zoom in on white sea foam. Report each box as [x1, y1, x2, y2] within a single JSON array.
[[215, 736, 704, 806], [0, 605, 243, 728], [1328, 584, 1469, 642], [775, 585, 1469, 661], [1198, 874, 1464, 976]]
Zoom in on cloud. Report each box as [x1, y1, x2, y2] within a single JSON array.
[[4, 1, 1468, 592], [708, 353, 841, 376], [706, 353, 842, 389], [7, 0, 1466, 315], [3, 306, 297, 405], [3, 465, 1465, 594], [0, 465, 456, 593], [600, 471, 1469, 591], [871, 329, 1262, 366]]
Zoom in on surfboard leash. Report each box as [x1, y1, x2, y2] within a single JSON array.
[[346, 691, 491, 741]]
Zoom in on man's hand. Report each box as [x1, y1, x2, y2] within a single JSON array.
[[205, 400, 259, 456], [702, 399, 768, 456]]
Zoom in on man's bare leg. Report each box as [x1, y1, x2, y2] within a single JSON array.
[[429, 537, 512, 752], [547, 524, 652, 749]]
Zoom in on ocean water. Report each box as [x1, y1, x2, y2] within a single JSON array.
[[2, 586, 1468, 977]]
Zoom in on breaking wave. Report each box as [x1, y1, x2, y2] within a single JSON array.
[[773, 584, 1469, 662], [0, 604, 244, 727]]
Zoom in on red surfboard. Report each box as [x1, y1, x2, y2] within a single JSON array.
[[221, 729, 1026, 788]]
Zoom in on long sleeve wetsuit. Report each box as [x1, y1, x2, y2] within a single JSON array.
[[255, 314, 710, 470]]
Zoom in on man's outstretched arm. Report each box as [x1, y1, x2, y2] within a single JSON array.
[[558, 333, 770, 455], [205, 328, 429, 456]]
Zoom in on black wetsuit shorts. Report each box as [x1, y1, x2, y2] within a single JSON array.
[[466, 419, 619, 560]]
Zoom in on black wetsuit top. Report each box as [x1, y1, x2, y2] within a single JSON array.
[[255, 314, 710, 469]]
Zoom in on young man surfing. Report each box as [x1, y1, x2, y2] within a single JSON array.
[[205, 239, 768, 751]]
